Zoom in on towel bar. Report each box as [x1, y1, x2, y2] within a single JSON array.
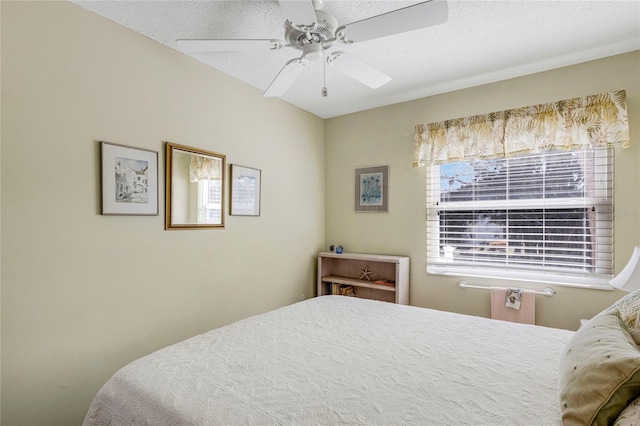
[[459, 280, 556, 297]]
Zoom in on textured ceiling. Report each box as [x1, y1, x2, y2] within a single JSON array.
[[71, 0, 640, 119]]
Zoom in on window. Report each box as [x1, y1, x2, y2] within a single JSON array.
[[426, 148, 614, 286], [415, 90, 629, 287]]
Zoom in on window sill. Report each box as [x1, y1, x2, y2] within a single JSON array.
[[427, 265, 614, 290]]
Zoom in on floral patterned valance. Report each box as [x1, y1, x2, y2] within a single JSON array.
[[413, 90, 630, 167], [190, 155, 222, 182]]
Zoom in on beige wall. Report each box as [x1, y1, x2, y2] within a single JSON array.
[[1, 1, 324, 425], [325, 51, 640, 331]]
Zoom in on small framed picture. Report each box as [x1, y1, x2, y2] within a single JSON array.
[[355, 165, 388, 212], [100, 141, 159, 215], [230, 164, 261, 216]]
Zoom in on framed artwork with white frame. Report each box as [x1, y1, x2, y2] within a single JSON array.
[[230, 164, 261, 216], [100, 141, 159, 215], [355, 165, 388, 212]]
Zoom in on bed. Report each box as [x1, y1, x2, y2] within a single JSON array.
[[83, 294, 640, 426]]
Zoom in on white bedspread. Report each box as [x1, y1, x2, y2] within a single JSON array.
[[84, 296, 573, 425]]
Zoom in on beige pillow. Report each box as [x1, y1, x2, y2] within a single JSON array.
[[559, 310, 640, 426], [605, 290, 640, 344]]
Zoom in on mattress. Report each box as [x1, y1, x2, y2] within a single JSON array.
[[84, 295, 574, 425]]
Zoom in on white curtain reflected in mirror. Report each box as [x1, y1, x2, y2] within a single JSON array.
[[165, 142, 226, 229]]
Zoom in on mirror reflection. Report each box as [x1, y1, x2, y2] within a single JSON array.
[[165, 142, 226, 229]]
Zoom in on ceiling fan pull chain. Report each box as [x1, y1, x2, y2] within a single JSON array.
[[322, 51, 328, 98]]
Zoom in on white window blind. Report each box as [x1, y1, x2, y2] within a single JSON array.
[[426, 148, 613, 281]]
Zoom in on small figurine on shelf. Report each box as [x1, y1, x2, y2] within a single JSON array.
[[359, 266, 374, 281], [336, 245, 343, 254], [329, 245, 335, 252]]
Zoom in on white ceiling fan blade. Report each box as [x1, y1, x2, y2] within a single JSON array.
[[337, 0, 448, 43], [264, 58, 308, 97], [327, 52, 391, 89], [176, 39, 285, 52], [278, 0, 317, 27]]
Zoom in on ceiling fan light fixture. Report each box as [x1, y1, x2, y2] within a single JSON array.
[[302, 42, 323, 61], [177, 0, 447, 98], [284, 10, 337, 50], [327, 52, 391, 89]]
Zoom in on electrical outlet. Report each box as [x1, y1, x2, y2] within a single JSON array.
[[299, 294, 305, 302]]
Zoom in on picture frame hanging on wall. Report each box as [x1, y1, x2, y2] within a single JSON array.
[[355, 165, 388, 212], [230, 164, 261, 216], [100, 141, 159, 215]]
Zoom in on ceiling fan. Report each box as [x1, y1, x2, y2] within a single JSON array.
[[176, 0, 448, 98]]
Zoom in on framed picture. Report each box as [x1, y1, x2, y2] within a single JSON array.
[[230, 164, 261, 216], [100, 141, 159, 215], [355, 165, 388, 212]]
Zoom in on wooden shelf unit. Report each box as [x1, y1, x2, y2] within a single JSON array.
[[317, 252, 409, 304]]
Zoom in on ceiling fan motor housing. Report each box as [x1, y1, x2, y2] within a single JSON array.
[[285, 10, 338, 59]]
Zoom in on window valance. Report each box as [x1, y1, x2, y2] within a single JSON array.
[[413, 90, 630, 167]]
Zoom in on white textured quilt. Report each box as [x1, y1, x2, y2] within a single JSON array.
[[84, 296, 573, 425]]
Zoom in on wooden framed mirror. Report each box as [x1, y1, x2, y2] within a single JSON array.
[[165, 142, 226, 230]]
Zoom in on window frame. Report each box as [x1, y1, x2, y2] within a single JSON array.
[[425, 148, 614, 290]]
